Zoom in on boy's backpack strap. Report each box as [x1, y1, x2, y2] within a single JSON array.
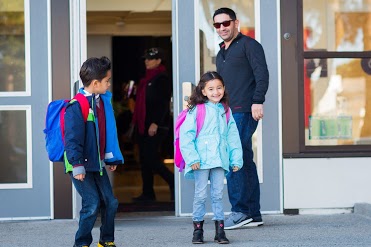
[[60, 93, 90, 141], [195, 104, 206, 137], [73, 93, 90, 122]]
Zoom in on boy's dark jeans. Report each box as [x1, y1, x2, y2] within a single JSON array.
[[70, 168, 118, 246], [226, 112, 261, 219]]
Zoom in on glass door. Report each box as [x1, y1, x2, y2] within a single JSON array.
[[173, 0, 279, 216], [0, 0, 52, 219]]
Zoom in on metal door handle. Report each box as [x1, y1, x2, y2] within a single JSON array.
[[182, 82, 192, 110]]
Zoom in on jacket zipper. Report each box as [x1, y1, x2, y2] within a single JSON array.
[[92, 96, 103, 176]]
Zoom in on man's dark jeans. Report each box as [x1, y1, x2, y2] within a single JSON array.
[[227, 112, 261, 219], [71, 168, 118, 246]]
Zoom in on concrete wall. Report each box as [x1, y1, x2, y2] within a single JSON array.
[[87, 35, 112, 61], [284, 157, 371, 209]]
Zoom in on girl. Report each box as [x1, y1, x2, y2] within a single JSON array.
[[179, 71, 243, 244]]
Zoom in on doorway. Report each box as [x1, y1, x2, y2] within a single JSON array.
[[110, 36, 174, 212], [86, 2, 174, 213]]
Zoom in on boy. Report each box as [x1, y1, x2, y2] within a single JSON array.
[[64, 56, 124, 247]]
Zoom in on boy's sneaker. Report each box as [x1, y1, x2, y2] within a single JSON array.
[[98, 241, 116, 247], [73, 244, 88, 247], [242, 218, 264, 228], [224, 212, 253, 230]]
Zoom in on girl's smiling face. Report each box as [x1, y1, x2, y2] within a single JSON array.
[[201, 79, 225, 104]]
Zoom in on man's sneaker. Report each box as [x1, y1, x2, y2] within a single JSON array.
[[98, 241, 116, 247], [242, 218, 264, 228], [224, 212, 253, 230]]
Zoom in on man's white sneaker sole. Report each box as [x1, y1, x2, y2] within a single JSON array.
[[224, 218, 253, 230], [241, 221, 264, 228]]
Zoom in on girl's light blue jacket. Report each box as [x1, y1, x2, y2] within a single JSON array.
[[179, 101, 243, 179]]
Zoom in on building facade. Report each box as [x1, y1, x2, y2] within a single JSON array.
[[0, 0, 370, 220]]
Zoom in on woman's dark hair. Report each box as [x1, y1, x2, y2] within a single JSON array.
[[188, 71, 229, 114], [213, 7, 237, 21], [79, 56, 111, 87]]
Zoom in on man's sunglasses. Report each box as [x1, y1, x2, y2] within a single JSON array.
[[213, 20, 234, 29]]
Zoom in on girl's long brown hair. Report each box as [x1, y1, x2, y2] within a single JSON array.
[[187, 71, 229, 114]]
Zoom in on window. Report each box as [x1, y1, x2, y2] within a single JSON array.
[[303, 0, 371, 148], [0, 0, 31, 187], [0, 0, 27, 93], [0, 108, 28, 184]]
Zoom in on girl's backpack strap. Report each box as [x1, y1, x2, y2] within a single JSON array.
[[222, 102, 231, 123], [196, 104, 206, 137], [226, 108, 230, 123]]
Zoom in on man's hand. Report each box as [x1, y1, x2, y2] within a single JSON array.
[[148, 123, 158, 136], [232, 166, 239, 172], [74, 173, 85, 181], [191, 162, 200, 170], [251, 104, 264, 121]]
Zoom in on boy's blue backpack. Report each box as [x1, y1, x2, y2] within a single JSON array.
[[43, 93, 90, 162], [174, 103, 230, 172]]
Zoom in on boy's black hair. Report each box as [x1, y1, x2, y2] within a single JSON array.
[[213, 7, 237, 21], [188, 71, 229, 113], [79, 56, 111, 87]]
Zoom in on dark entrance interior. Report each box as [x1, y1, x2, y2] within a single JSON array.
[[111, 36, 174, 212]]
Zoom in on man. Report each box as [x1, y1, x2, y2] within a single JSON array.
[[213, 7, 269, 230]]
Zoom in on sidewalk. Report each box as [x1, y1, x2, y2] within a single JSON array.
[[2, 211, 371, 247]]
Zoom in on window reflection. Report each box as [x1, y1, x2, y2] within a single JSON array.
[[303, 0, 371, 52], [0, 110, 27, 183], [303, 0, 371, 146], [199, 0, 255, 74], [305, 58, 371, 145], [0, 0, 26, 92]]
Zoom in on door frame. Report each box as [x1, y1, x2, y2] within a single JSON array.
[[69, 0, 87, 220]]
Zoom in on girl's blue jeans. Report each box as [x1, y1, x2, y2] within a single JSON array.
[[70, 168, 118, 246], [193, 167, 225, 221]]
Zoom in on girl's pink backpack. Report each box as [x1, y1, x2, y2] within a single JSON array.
[[174, 103, 230, 172]]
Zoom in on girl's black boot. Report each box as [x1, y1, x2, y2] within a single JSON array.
[[214, 220, 229, 244], [192, 221, 204, 244]]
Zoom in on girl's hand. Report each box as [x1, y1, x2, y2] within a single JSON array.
[[148, 123, 158, 136], [232, 166, 239, 172], [191, 162, 200, 170], [108, 165, 117, 171]]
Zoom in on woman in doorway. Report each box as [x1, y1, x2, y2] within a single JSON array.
[[132, 47, 174, 202]]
